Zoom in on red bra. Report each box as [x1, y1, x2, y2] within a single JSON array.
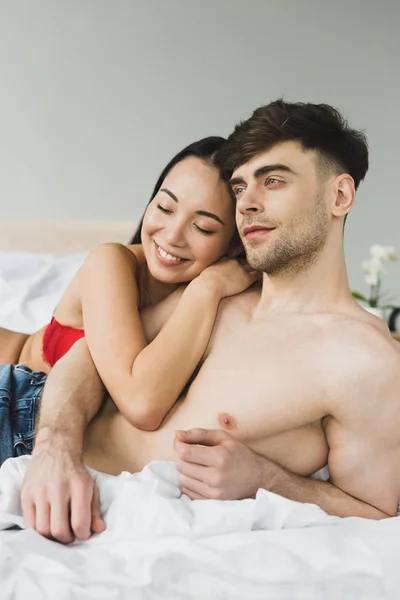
[[42, 317, 85, 368], [42, 260, 142, 368]]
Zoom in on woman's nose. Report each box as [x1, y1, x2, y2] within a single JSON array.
[[163, 220, 186, 247]]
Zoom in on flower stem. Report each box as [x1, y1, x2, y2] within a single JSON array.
[[369, 278, 381, 307]]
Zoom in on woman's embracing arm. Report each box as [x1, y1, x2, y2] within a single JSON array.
[[80, 243, 257, 430]]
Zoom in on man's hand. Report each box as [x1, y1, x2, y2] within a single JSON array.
[[21, 435, 105, 544], [174, 428, 268, 500]]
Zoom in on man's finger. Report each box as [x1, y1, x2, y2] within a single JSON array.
[[90, 485, 106, 534], [174, 439, 216, 466], [179, 475, 220, 500], [180, 487, 207, 500], [175, 428, 229, 447], [49, 494, 74, 545], [70, 484, 93, 541], [34, 498, 51, 538], [176, 459, 209, 483], [21, 497, 35, 530]]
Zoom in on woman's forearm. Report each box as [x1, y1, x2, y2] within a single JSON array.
[[124, 279, 222, 429]]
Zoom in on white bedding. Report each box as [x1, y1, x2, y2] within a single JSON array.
[[0, 251, 86, 333], [1, 250, 400, 598], [1, 456, 400, 599]]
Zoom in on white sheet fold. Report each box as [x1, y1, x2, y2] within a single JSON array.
[[1, 456, 400, 599], [0, 252, 86, 332]]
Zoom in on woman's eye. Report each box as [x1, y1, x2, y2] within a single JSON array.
[[157, 204, 173, 214], [194, 224, 215, 236]]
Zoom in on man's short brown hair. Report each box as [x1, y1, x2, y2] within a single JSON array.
[[217, 99, 369, 190]]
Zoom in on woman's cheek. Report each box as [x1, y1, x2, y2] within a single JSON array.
[[195, 239, 223, 265], [143, 210, 161, 234]]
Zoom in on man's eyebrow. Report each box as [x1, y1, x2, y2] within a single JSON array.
[[160, 188, 224, 225], [229, 163, 296, 187]]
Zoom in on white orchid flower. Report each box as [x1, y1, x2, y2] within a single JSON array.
[[365, 273, 379, 286], [370, 245, 386, 260], [387, 248, 398, 262], [370, 245, 397, 262], [355, 244, 397, 309], [362, 257, 384, 276]]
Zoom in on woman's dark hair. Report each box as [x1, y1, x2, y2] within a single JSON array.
[[130, 136, 227, 244]]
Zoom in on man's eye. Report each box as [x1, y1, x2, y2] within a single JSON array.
[[194, 224, 215, 236], [266, 178, 281, 187], [233, 186, 245, 197], [157, 204, 173, 214]]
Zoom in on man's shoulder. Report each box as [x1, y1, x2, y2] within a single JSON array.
[[326, 313, 396, 351], [217, 285, 261, 319], [322, 314, 400, 383]]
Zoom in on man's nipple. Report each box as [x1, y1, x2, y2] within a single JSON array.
[[218, 412, 238, 430]]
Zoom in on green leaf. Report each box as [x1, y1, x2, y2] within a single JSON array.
[[352, 291, 367, 302]]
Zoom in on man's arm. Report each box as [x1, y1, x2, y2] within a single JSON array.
[[21, 338, 106, 543], [262, 460, 391, 519], [34, 337, 105, 450], [174, 429, 392, 520], [21, 292, 181, 544]]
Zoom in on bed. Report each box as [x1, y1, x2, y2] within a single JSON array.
[[0, 219, 399, 599]]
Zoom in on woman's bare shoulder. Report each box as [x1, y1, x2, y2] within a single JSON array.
[[126, 243, 145, 265], [84, 242, 141, 270]]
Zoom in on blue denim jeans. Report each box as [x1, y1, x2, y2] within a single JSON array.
[[0, 364, 47, 467]]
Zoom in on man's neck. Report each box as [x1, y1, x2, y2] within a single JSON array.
[[255, 241, 352, 315]]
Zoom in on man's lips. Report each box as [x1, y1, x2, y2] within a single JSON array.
[[243, 225, 275, 239]]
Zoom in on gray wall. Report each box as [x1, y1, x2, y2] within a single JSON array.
[[0, 0, 399, 298]]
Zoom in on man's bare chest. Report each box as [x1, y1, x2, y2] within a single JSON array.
[[186, 322, 318, 439], [206, 319, 308, 377]]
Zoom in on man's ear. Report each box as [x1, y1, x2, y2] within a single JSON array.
[[332, 174, 355, 218]]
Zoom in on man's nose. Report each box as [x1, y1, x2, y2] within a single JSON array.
[[236, 191, 264, 215]]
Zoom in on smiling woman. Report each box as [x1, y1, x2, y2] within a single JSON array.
[[0, 136, 258, 440]]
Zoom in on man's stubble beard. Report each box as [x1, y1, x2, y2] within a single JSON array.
[[243, 191, 329, 277]]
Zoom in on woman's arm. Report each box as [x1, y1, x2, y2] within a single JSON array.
[[80, 243, 256, 431]]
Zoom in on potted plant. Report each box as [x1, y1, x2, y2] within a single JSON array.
[[352, 245, 398, 319]]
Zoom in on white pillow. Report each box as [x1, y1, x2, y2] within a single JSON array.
[[0, 252, 87, 334]]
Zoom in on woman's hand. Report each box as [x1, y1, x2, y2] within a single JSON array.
[[195, 258, 259, 299]]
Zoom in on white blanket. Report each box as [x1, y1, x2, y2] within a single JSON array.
[[1, 457, 400, 599], [0, 251, 86, 333]]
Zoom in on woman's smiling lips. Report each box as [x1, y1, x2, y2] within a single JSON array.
[[242, 225, 275, 240], [154, 241, 187, 266]]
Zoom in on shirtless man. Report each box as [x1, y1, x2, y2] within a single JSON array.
[[20, 100, 400, 544]]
